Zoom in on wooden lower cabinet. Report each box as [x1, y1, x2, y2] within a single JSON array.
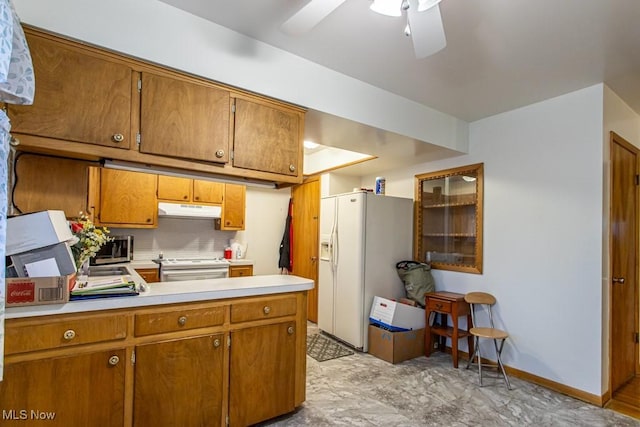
[[0, 348, 126, 426], [134, 268, 160, 283], [1, 291, 307, 427], [229, 322, 296, 426], [228, 265, 253, 277], [133, 334, 225, 427]]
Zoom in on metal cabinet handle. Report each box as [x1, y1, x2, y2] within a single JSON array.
[[215, 149, 225, 158], [613, 277, 626, 284], [63, 329, 76, 340], [263, 306, 271, 315], [112, 133, 124, 143], [9, 136, 19, 147], [289, 164, 296, 172], [178, 316, 187, 326], [287, 326, 294, 335], [108, 355, 120, 366], [213, 338, 221, 348]]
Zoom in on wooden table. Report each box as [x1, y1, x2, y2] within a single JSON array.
[[424, 291, 473, 368]]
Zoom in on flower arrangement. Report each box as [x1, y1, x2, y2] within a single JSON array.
[[69, 212, 113, 269]]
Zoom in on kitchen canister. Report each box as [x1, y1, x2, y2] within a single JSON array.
[[375, 177, 386, 195]]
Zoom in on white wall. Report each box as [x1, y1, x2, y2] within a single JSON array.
[[113, 186, 291, 276], [13, 0, 468, 153], [365, 85, 606, 396]]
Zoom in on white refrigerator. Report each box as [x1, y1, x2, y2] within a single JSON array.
[[318, 191, 413, 352]]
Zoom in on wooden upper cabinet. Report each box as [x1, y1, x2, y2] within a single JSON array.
[[219, 184, 246, 230], [139, 72, 231, 163], [12, 153, 93, 218], [157, 175, 192, 202], [233, 97, 302, 177], [158, 176, 223, 204], [8, 31, 133, 149], [92, 168, 158, 228], [193, 180, 223, 204]]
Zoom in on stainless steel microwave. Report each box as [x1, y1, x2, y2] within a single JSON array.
[[90, 235, 134, 265]]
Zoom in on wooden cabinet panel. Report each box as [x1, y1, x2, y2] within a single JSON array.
[[193, 180, 223, 204], [218, 183, 245, 230], [233, 98, 301, 176], [134, 305, 225, 336], [229, 265, 253, 277], [0, 349, 126, 426], [140, 72, 231, 163], [135, 268, 160, 284], [229, 322, 296, 426], [133, 335, 225, 427], [12, 153, 93, 218], [8, 32, 133, 149], [95, 168, 158, 227], [230, 295, 297, 323], [5, 314, 127, 355], [157, 175, 191, 202]]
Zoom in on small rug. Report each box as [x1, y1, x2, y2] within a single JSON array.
[[306, 333, 354, 362]]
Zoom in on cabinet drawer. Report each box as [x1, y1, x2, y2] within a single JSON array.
[[135, 305, 225, 336], [5, 314, 127, 355], [427, 298, 452, 314], [229, 265, 253, 277], [231, 295, 297, 323]]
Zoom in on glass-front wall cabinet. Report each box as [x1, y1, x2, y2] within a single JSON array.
[[414, 163, 484, 274]]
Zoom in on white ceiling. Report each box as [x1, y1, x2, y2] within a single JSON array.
[[158, 0, 640, 176]]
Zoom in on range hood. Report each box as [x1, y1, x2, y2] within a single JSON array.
[[158, 202, 221, 219]]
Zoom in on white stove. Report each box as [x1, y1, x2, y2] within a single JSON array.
[[159, 258, 230, 282]]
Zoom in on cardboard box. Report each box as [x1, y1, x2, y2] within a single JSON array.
[[369, 296, 425, 331], [7, 210, 73, 256], [368, 324, 425, 364], [5, 274, 76, 307], [10, 242, 77, 278]]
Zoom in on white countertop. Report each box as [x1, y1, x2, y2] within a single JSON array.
[[5, 274, 314, 319]]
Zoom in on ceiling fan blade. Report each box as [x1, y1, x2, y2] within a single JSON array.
[[408, 3, 446, 58], [281, 0, 348, 35]]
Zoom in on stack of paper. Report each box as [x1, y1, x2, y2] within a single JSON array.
[[71, 276, 139, 300]]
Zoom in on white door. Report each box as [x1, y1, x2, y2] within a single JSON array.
[[317, 196, 336, 334], [333, 193, 366, 349]]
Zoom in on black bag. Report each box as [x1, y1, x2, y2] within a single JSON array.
[[395, 261, 435, 307]]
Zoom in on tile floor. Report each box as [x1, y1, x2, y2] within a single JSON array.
[[261, 327, 640, 427]]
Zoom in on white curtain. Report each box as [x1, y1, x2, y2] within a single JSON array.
[[0, 0, 35, 381]]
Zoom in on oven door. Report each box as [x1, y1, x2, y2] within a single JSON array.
[[160, 268, 229, 282]]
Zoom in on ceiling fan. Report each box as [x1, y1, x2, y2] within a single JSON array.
[[281, 0, 446, 59]]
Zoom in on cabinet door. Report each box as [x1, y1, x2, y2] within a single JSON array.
[[229, 322, 296, 426], [0, 349, 126, 426], [157, 175, 191, 202], [13, 153, 92, 218], [133, 335, 225, 427], [8, 32, 132, 149], [229, 265, 253, 277], [97, 168, 158, 227], [193, 180, 224, 204], [140, 72, 230, 163], [220, 184, 246, 230], [233, 98, 301, 176]]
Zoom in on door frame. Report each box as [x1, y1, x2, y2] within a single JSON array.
[[608, 131, 640, 397]]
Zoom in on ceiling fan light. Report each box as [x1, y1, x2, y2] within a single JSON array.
[[370, 0, 402, 17], [417, 0, 442, 12], [404, 20, 411, 36]]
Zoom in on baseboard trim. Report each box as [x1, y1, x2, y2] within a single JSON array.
[[437, 347, 605, 406]]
